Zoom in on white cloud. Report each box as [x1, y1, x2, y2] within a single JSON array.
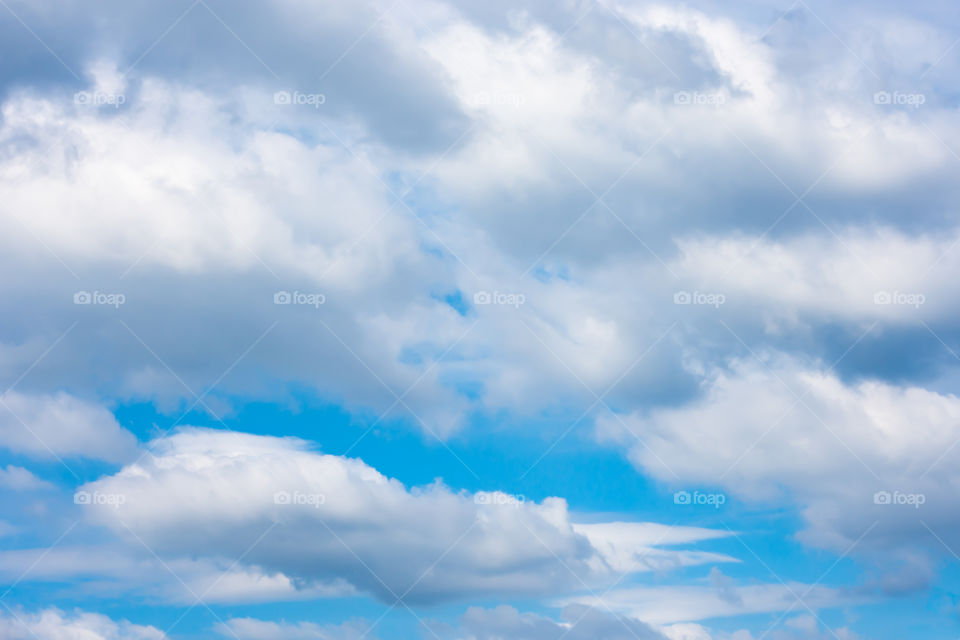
[[0, 391, 137, 463], [0, 608, 166, 640], [0, 464, 54, 490], [598, 357, 960, 555], [662, 622, 718, 640], [673, 227, 959, 326], [572, 522, 737, 572], [76, 428, 732, 604], [0, 78, 414, 285], [561, 581, 866, 625], [0, 0, 957, 440], [0, 1, 958, 634], [0, 545, 354, 604]]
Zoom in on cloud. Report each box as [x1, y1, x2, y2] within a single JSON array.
[[0, 520, 18, 538], [0, 0, 958, 441], [423, 604, 668, 640], [76, 428, 733, 604], [561, 581, 868, 625], [672, 227, 959, 326], [0, 0, 959, 634], [0, 75, 474, 434], [0, 607, 166, 640], [572, 522, 738, 572], [597, 356, 960, 559], [0, 0, 468, 151], [662, 623, 719, 640], [216, 617, 376, 640], [775, 614, 860, 640], [0, 545, 354, 603], [0, 391, 137, 462], [0, 464, 54, 490]]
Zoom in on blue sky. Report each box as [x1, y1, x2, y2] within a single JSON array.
[[1, 0, 959, 638]]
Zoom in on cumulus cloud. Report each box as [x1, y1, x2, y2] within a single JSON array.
[[0, 391, 137, 462], [0, 75, 475, 433], [0, 607, 166, 640], [0, 76, 415, 282], [672, 227, 959, 325], [598, 357, 960, 558], [0, 0, 957, 440], [76, 428, 733, 604]]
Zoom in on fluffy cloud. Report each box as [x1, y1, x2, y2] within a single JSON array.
[[673, 227, 959, 325], [0, 608, 165, 640], [0, 0, 958, 440], [77, 428, 734, 604], [0, 391, 137, 463], [598, 357, 960, 558], [0, 76, 473, 433], [0, 75, 415, 283], [1, 0, 959, 636]]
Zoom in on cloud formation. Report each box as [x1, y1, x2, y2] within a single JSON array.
[[0, 608, 166, 640], [78, 428, 734, 604]]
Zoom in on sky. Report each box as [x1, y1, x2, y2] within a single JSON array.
[[0, 0, 959, 638]]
